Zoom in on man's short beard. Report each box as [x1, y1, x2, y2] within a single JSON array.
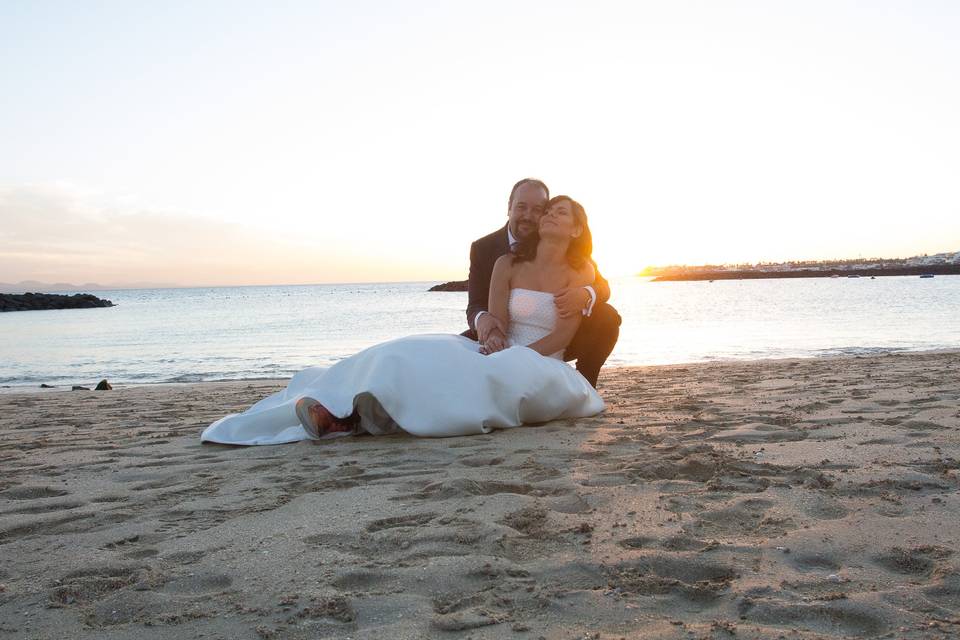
[[513, 221, 536, 241]]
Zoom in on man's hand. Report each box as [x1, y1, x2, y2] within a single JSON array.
[[476, 313, 507, 344], [554, 287, 590, 319], [479, 329, 507, 355]]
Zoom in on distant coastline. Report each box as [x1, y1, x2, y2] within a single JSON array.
[[652, 265, 960, 282], [645, 249, 960, 282], [0, 280, 175, 294]]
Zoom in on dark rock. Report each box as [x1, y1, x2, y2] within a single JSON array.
[[72, 386, 90, 391], [429, 280, 468, 292], [40, 384, 54, 388], [95, 379, 112, 391], [0, 292, 114, 312]]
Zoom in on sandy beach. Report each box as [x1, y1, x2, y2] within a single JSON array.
[[1, 351, 959, 639]]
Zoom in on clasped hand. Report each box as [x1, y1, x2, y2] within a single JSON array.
[[477, 314, 507, 356]]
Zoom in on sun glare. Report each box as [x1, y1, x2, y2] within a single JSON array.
[[1, 3, 958, 286]]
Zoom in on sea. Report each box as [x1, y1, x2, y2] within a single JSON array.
[[2, 275, 959, 389]]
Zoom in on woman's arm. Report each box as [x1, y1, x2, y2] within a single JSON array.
[[525, 313, 582, 357], [526, 263, 595, 356], [482, 255, 513, 353]]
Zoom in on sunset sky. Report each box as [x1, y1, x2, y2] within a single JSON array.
[[2, 1, 959, 286]]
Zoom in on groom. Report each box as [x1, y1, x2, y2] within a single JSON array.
[[464, 178, 621, 387]]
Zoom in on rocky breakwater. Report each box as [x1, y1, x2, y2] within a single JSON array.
[[428, 280, 468, 292], [0, 292, 115, 312]]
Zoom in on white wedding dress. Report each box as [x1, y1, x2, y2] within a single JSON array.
[[200, 289, 604, 445]]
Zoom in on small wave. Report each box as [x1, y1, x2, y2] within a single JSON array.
[[812, 346, 911, 358], [159, 370, 297, 384], [161, 373, 212, 383], [0, 375, 82, 386]]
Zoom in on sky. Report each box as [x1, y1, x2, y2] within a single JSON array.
[[1, 0, 959, 286]]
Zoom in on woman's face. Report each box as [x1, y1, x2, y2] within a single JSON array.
[[539, 200, 581, 239]]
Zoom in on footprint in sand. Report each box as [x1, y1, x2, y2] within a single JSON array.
[[923, 570, 960, 608], [84, 587, 178, 627], [405, 478, 567, 500], [499, 505, 550, 537], [0, 485, 69, 500], [1, 499, 84, 515], [708, 423, 807, 444], [290, 596, 356, 624], [902, 420, 949, 431], [457, 455, 504, 467], [854, 474, 950, 497], [0, 512, 96, 544], [614, 451, 719, 484], [162, 550, 208, 565], [658, 534, 715, 551], [331, 569, 398, 591], [161, 572, 232, 594], [800, 495, 849, 520], [787, 552, 842, 573], [618, 536, 657, 549], [857, 437, 903, 445], [364, 512, 437, 532], [90, 494, 129, 503], [548, 493, 591, 514], [686, 498, 795, 538], [432, 593, 505, 631], [737, 599, 891, 636], [101, 534, 142, 550], [49, 565, 142, 606], [619, 535, 715, 552], [599, 555, 738, 611], [872, 546, 952, 577]]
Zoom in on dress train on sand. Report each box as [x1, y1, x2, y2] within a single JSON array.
[[201, 289, 604, 445]]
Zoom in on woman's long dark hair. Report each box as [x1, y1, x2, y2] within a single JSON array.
[[512, 195, 593, 270]]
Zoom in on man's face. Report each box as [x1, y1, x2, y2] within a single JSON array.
[[507, 183, 548, 241]]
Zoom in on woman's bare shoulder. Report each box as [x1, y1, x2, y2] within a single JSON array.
[[492, 254, 518, 282], [494, 253, 514, 268], [492, 254, 516, 275]]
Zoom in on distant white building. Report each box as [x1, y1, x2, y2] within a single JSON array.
[[906, 255, 944, 267]]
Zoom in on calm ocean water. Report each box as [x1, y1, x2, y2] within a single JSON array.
[[2, 276, 959, 388]]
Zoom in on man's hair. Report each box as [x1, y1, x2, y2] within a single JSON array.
[[508, 178, 549, 208]]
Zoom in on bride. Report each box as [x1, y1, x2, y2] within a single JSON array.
[[201, 196, 604, 445]]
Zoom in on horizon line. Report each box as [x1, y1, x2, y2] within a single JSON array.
[[6, 248, 958, 293]]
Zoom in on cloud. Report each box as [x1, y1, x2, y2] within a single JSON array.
[[0, 184, 368, 285]]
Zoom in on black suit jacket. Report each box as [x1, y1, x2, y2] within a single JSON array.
[[465, 224, 611, 334]]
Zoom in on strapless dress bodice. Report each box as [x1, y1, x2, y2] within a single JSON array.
[[507, 288, 562, 359]]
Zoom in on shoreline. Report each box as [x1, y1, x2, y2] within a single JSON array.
[[3, 346, 959, 395]]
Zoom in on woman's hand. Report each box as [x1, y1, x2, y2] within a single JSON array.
[[479, 329, 507, 355]]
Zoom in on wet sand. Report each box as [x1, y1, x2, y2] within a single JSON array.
[[1, 350, 959, 638]]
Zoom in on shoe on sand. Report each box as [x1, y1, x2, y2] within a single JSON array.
[[295, 397, 356, 439]]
